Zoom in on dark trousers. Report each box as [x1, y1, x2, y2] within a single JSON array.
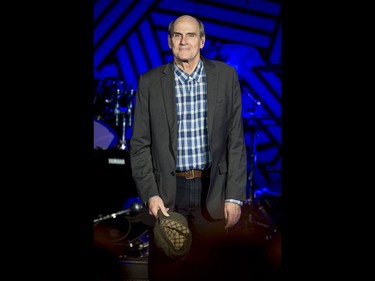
[[148, 176, 228, 281]]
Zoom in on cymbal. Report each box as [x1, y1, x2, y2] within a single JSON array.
[[202, 44, 262, 73]]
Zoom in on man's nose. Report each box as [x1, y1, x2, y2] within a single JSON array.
[[180, 35, 189, 44]]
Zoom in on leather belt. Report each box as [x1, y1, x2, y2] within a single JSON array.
[[175, 169, 210, 180]]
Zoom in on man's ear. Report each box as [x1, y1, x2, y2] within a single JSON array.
[[201, 38, 205, 48], [168, 36, 172, 49]]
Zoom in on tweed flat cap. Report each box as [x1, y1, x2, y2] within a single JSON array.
[[153, 211, 192, 259]]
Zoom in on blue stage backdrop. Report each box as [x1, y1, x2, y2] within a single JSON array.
[[93, 0, 282, 197]]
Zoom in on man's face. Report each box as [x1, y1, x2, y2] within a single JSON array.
[[168, 16, 205, 63]]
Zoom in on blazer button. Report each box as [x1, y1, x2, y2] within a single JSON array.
[[171, 171, 176, 176]]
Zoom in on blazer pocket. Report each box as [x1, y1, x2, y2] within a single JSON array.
[[218, 161, 228, 175], [216, 95, 227, 104]]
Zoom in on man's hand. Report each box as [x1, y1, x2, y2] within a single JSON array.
[[148, 195, 170, 218], [224, 202, 241, 229]]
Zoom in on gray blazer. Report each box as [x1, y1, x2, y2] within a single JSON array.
[[130, 57, 247, 220]]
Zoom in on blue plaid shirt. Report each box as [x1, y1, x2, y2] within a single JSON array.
[[174, 60, 211, 171], [173, 60, 243, 207]]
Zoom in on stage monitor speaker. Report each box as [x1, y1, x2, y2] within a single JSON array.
[[91, 148, 139, 218]]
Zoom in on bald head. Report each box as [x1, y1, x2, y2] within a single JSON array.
[[168, 15, 205, 39]]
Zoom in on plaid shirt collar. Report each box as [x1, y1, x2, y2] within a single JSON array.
[[173, 59, 204, 83]]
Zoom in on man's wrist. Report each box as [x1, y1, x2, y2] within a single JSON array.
[[225, 199, 244, 207]]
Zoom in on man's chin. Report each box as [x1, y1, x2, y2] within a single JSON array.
[[178, 56, 195, 63]]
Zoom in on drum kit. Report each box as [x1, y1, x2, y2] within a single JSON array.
[[93, 76, 135, 151], [93, 77, 150, 258]]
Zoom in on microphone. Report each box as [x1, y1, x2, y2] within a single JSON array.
[[130, 201, 143, 213], [93, 201, 143, 223]]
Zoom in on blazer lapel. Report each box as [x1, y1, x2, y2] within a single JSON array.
[[161, 63, 178, 159], [204, 58, 219, 143]]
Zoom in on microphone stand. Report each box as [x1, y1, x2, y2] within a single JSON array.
[[93, 208, 132, 223], [244, 91, 260, 208], [242, 92, 272, 233], [93, 202, 143, 223], [117, 85, 135, 151]]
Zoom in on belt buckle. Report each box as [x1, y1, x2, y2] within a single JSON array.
[[185, 170, 195, 179]]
